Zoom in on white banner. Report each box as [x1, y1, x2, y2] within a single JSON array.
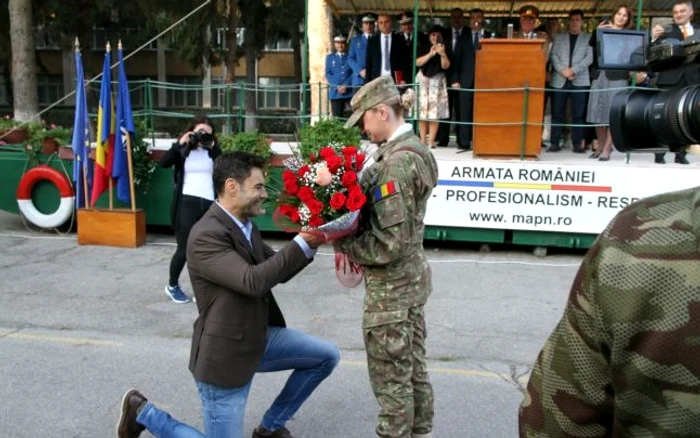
[[425, 160, 700, 234]]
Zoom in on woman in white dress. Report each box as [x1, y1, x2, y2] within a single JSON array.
[[415, 25, 451, 148]]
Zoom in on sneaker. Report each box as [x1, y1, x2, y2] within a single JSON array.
[[164, 285, 190, 304]]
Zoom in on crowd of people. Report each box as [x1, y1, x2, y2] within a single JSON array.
[[325, 1, 698, 164]]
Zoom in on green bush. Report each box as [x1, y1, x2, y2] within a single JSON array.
[[132, 118, 157, 194], [218, 130, 272, 161], [297, 118, 361, 158]]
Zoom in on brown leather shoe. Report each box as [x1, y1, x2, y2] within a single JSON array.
[[252, 425, 295, 438], [116, 389, 147, 438]]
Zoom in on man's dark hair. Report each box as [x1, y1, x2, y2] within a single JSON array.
[[213, 151, 266, 196], [569, 9, 585, 19], [469, 8, 484, 16], [451, 8, 463, 15]]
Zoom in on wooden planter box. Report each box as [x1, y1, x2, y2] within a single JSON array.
[[77, 208, 146, 248]]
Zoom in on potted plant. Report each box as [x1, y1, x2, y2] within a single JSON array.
[[297, 119, 362, 158], [27, 122, 72, 155], [0, 115, 30, 145], [218, 130, 273, 162]]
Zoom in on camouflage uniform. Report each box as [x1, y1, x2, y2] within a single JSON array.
[[519, 187, 700, 437], [340, 76, 439, 438]]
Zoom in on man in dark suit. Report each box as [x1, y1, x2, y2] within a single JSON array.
[[117, 152, 340, 438], [366, 13, 410, 84], [651, 0, 698, 164], [398, 11, 429, 83], [436, 8, 466, 147], [449, 8, 477, 152]]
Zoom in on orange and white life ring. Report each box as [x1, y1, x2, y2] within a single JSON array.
[[16, 165, 74, 228]]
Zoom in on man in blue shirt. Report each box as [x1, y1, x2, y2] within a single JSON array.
[[326, 34, 353, 118], [348, 14, 375, 92]]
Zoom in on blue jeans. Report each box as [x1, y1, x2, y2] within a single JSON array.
[[550, 81, 588, 148], [136, 326, 340, 438]]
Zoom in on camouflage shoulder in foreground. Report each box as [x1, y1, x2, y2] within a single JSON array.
[[519, 186, 700, 437]]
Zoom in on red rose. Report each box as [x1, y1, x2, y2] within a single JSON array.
[[298, 165, 310, 178], [341, 170, 357, 188], [346, 189, 366, 211], [289, 209, 301, 223], [308, 215, 325, 227], [297, 186, 315, 202], [355, 153, 366, 170], [329, 192, 347, 210], [282, 169, 296, 182], [278, 204, 292, 216], [308, 153, 317, 162], [341, 146, 358, 156], [283, 180, 299, 196], [326, 155, 343, 174], [306, 199, 324, 215], [319, 146, 336, 160]]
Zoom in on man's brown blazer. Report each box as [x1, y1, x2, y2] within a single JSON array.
[[186, 203, 311, 388]]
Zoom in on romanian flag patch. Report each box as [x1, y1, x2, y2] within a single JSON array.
[[372, 180, 398, 202]]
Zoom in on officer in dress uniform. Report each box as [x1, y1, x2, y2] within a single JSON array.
[[337, 76, 439, 438], [398, 11, 429, 83], [513, 5, 551, 59], [326, 34, 353, 118], [348, 14, 376, 93]]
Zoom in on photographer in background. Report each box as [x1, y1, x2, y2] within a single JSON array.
[[160, 115, 221, 304], [651, 0, 698, 164]]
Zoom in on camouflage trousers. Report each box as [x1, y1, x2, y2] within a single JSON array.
[[363, 305, 434, 438]]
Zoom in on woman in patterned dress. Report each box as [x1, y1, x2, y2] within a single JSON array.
[[415, 25, 451, 148], [587, 5, 632, 161]]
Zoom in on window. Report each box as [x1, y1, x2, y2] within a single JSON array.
[[35, 26, 61, 50], [211, 77, 245, 110], [37, 75, 64, 106], [215, 28, 244, 50], [0, 76, 8, 105], [264, 39, 293, 51], [92, 27, 159, 51], [257, 77, 299, 109], [166, 76, 203, 108]]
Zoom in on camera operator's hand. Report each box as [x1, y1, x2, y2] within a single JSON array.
[[598, 21, 614, 29], [178, 131, 193, 145], [651, 24, 665, 41]]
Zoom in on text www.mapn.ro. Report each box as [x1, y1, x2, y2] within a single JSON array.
[[469, 212, 573, 227]]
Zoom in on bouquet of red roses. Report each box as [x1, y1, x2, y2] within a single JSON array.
[[274, 145, 368, 286]]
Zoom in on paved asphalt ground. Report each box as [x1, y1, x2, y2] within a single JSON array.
[[0, 211, 587, 438]]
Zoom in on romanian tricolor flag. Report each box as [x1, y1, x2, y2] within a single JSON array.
[[91, 46, 115, 207], [372, 180, 398, 202]]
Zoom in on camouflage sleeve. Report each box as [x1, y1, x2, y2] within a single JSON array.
[[337, 152, 424, 266], [519, 238, 614, 437]]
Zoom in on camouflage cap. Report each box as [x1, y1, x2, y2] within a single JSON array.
[[344, 76, 399, 128]]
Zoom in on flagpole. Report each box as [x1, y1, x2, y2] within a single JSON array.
[[125, 131, 136, 211], [120, 40, 137, 212], [80, 157, 89, 209], [106, 42, 114, 210]]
